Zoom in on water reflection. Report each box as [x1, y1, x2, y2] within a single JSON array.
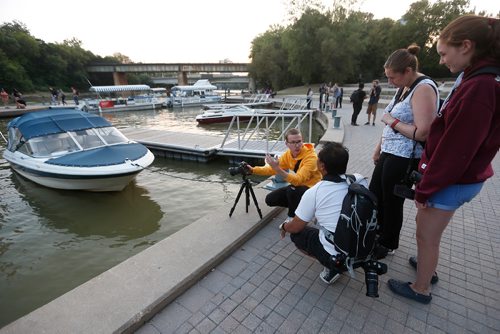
[[11, 174, 162, 240]]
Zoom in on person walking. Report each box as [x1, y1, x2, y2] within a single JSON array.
[[1, 88, 8, 107], [365, 80, 382, 125], [59, 89, 67, 105], [388, 15, 500, 304], [71, 87, 80, 105], [306, 87, 313, 109], [349, 83, 366, 125], [369, 44, 439, 260]]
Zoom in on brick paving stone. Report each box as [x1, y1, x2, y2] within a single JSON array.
[[137, 106, 500, 333]]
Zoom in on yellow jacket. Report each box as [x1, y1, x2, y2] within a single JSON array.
[[252, 143, 322, 188]]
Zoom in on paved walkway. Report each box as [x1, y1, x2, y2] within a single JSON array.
[[136, 106, 500, 334]]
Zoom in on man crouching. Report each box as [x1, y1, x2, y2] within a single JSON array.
[[278, 142, 368, 284]]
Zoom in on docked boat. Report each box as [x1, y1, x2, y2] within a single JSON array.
[[79, 84, 163, 112], [1, 109, 155, 191], [166, 79, 222, 108], [203, 94, 272, 110], [196, 105, 275, 124]]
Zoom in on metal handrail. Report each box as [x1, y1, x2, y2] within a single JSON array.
[[219, 109, 314, 154]]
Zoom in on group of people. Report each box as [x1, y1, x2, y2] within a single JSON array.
[[349, 79, 382, 126], [247, 15, 499, 304], [306, 83, 344, 110], [0, 86, 80, 109], [0, 88, 27, 109]]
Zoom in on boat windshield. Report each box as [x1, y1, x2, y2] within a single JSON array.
[[93, 127, 129, 145], [71, 126, 128, 149], [27, 133, 80, 157]]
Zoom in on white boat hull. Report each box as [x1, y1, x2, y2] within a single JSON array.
[[4, 150, 155, 192]]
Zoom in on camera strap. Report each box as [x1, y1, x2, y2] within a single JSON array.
[[293, 159, 302, 173]]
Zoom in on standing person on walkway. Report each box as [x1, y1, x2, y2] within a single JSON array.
[[306, 87, 313, 109], [1, 88, 8, 107], [350, 83, 366, 125], [49, 87, 58, 105], [247, 128, 322, 223], [59, 89, 67, 105], [369, 44, 439, 260], [278, 142, 368, 284], [365, 80, 382, 125], [336, 85, 343, 108], [71, 86, 80, 105], [388, 15, 500, 304]]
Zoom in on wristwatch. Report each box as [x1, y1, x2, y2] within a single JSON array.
[[279, 222, 286, 232]]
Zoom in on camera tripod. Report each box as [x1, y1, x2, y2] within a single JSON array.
[[229, 174, 263, 219]]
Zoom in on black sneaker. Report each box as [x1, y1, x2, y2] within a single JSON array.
[[372, 123, 375, 126], [319, 267, 340, 284], [409, 256, 439, 284], [364, 122, 370, 125]]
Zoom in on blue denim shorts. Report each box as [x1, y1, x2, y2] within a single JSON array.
[[427, 182, 484, 211]]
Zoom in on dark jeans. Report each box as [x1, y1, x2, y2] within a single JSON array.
[[369, 152, 414, 250], [265, 185, 308, 217], [351, 103, 362, 124], [335, 96, 342, 108], [290, 226, 341, 273]]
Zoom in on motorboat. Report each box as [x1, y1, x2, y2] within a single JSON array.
[[79, 84, 163, 112], [203, 94, 272, 110], [1, 109, 155, 192], [195, 105, 277, 124], [166, 79, 222, 108]]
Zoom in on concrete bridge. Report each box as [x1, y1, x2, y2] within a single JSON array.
[[86, 63, 251, 87]]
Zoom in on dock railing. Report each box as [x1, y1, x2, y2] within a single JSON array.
[[218, 109, 315, 158]]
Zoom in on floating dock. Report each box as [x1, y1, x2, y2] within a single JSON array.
[[121, 128, 287, 163]]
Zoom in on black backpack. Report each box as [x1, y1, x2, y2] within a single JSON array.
[[332, 175, 378, 274], [350, 90, 360, 103]]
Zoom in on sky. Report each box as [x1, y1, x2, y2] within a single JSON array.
[[0, 0, 498, 63]]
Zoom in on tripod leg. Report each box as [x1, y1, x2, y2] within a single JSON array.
[[245, 181, 250, 213], [247, 182, 263, 219], [229, 181, 247, 217]]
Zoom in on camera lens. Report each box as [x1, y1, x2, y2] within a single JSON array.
[[365, 270, 379, 298]]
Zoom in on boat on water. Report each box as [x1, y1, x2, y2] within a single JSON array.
[[166, 79, 222, 108], [1, 109, 155, 192], [196, 105, 275, 124], [79, 84, 163, 112], [203, 93, 273, 110]]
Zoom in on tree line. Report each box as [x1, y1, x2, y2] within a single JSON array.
[[1, 0, 497, 94], [248, 0, 498, 90], [0, 21, 149, 94]]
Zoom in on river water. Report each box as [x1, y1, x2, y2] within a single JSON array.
[[0, 105, 323, 327]]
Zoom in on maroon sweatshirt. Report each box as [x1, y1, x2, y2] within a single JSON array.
[[415, 59, 500, 204]]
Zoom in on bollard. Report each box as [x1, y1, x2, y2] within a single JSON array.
[[333, 116, 341, 128], [331, 109, 337, 118]]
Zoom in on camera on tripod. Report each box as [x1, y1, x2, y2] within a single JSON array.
[[393, 170, 422, 200], [228, 161, 251, 177]]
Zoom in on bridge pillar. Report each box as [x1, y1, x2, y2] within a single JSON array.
[[248, 78, 256, 93], [113, 72, 128, 85], [177, 72, 188, 85]]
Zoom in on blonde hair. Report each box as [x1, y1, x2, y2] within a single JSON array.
[[384, 44, 421, 73], [439, 15, 500, 62]]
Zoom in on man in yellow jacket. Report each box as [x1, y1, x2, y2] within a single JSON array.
[[248, 128, 322, 222]]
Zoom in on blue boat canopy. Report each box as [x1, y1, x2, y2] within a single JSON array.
[[90, 85, 151, 93], [8, 109, 112, 140]]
